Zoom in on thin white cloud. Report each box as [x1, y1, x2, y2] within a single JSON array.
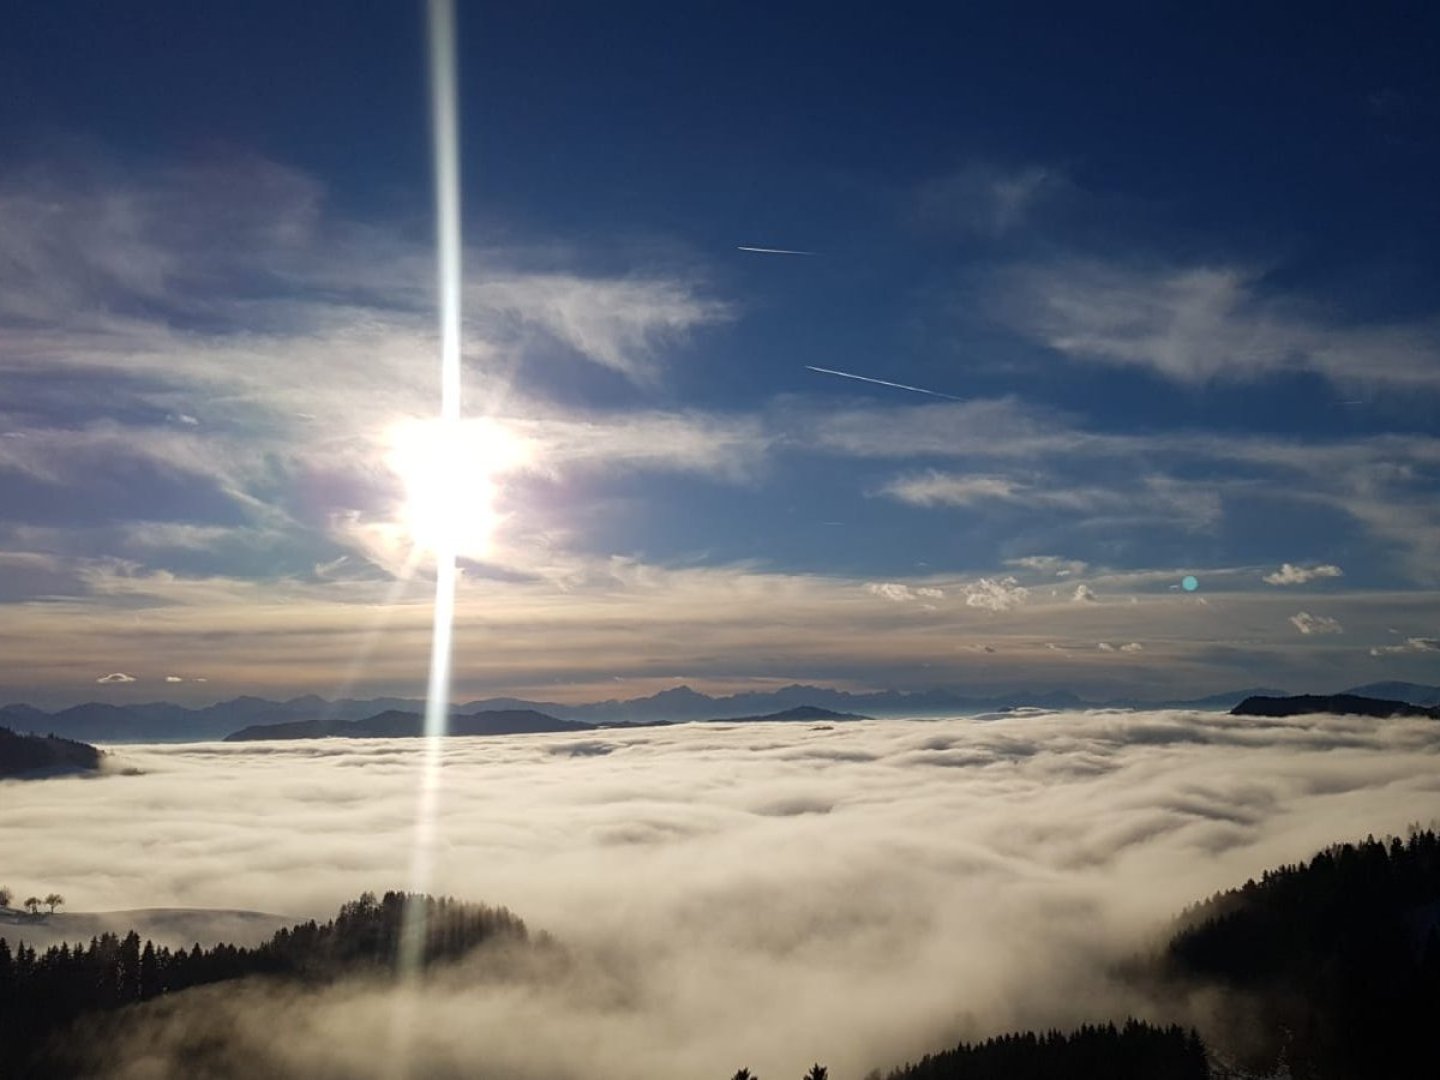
[[1369, 636, 1440, 656], [881, 473, 1026, 507], [865, 583, 947, 604], [1264, 563, 1344, 586], [1290, 612, 1344, 636], [1007, 556, 1089, 578], [512, 410, 770, 483], [1119, 642, 1144, 653], [878, 468, 1221, 533], [95, 672, 136, 683]]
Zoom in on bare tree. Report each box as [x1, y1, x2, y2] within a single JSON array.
[[44, 892, 64, 915], [0, 885, 12, 908], [23, 896, 40, 916]]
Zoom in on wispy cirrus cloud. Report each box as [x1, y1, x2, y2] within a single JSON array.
[[876, 468, 1222, 533], [993, 260, 1440, 388], [0, 151, 754, 592], [913, 162, 1067, 237], [473, 274, 730, 385], [804, 396, 1440, 583]]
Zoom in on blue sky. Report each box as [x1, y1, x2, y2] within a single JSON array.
[[2, 1, 1438, 705]]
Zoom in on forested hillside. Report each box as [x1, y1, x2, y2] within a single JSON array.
[[1158, 829, 1440, 1078], [0, 726, 100, 778], [5, 835, 1437, 1078], [0, 891, 535, 1076], [875, 1020, 1208, 1080]]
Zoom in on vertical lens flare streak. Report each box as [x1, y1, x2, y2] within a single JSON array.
[[394, 0, 462, 1045]]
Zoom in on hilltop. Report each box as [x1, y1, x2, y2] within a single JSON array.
[[706, 705, 871, 723], [1231, 693, 1440, 720], [0, 726, 101, 779]]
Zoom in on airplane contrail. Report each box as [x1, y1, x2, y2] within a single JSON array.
[[805, 365, 963, 401], [738, 245, 815, 255]]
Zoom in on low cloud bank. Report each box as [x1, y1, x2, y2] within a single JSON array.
[[4, 711, 1438, 1078]]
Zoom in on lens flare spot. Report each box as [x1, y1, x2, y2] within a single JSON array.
[[386, 417, 529, 556], [1181, 575, 1199, 592]]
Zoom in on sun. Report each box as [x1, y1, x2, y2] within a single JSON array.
[[385, 417, 530, 556]]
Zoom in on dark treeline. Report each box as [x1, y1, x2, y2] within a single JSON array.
[[0, 724, 100, 778], [875, 1020, 1207, 1080], [1159, 828, 1440, 1079], [0, 890, 532, 1076]]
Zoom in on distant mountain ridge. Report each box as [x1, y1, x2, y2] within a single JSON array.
[[5, 681, 1436, 744], [224, 709, 590, 742], [705, 705, 870, 724]]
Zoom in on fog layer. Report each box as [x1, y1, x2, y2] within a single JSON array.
[[4, 710, 1437, 1077]]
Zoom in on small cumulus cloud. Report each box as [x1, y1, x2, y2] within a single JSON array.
[[866, 582, 916, 602], [1119, 642, 1144, 653], [95, 672, 136, 683], [1264, 563, 1344, 586], [962, 576, 1029, 612], [1096, 642, 1116, 652], [1071, 584, 1097, 604], [164, 675, 185, 683], [1290, 612, 1343, 636]]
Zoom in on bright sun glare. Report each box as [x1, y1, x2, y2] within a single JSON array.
[[386, 417, 529, 556]]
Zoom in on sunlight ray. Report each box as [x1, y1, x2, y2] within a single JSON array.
[[391, 0, 463, 1069]]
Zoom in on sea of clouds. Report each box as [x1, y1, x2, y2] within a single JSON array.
[[3, 710, 1438, 1078]]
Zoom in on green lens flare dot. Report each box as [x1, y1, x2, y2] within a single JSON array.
[[1181, 575, 1199, 592]]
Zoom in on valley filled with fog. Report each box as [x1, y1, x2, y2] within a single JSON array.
[[4, 710, 1437, 1078]]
